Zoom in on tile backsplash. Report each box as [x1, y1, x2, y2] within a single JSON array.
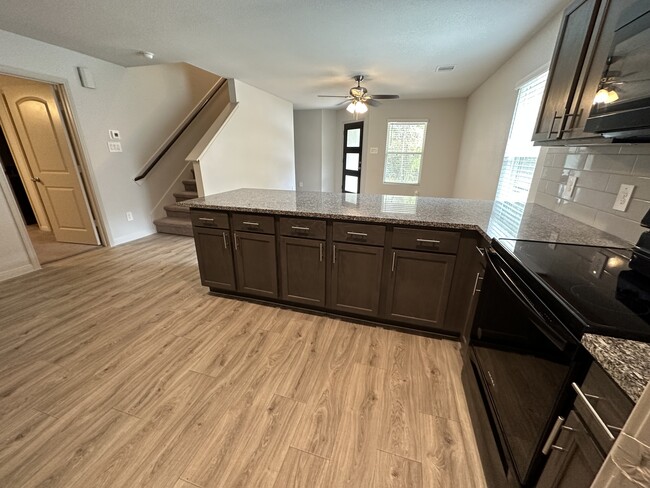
[[534, 145, 650, 244]]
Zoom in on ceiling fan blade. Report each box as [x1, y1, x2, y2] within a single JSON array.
[[366, 99, 380, 107], [371, 94, 400, 99], [337, 99, 352, 106], [318, 95, 350, 98]]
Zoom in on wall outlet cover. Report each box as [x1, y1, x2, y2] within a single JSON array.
[[109, 130, 121, 140], [108, 141, 122, 153], [562, 175, 578, 199], [126, 211, 134, 222], [613, 184, 635, 212], [369, 147, 379, 154]]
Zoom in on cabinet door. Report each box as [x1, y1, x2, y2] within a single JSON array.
[[384, 250, 456, 329], [193, 227, 236, 291], [536, 411, 605, 488], [331, 242, 383, 316], [533, 0, 601, 142], [564, 0, 625, 140], [233, 231, 278, 298], [280, 236, 326, 306]]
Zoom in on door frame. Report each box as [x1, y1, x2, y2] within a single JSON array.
[[341, 121, 364, 193], [0, 68, 108, 256]]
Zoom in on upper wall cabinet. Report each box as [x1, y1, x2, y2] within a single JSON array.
[[533, 0, 626, 145]]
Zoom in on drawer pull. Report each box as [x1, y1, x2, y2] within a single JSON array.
[[347, 231, 368, 237], [476, 246, 486, 257], [572, 383, 615, 443], [542, 416, 566, 455], [319, 243, 323, 262], [332, 244, 336, 264], [291, 226, 310, 231], [550, 445, 566, 453], [472, 272, 481, 295], [222, 232, 228, 249], [416, 238, 440, 244], [391, 251, 396, 272], [234, 232, 239, 251], [198, 217, 214, 222], [242, 221, 260, 226]]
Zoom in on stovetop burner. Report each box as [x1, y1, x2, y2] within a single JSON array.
[[497, 239, 650, 343]]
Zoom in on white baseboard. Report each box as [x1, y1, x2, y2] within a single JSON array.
[[0, 263, 38, 282], [110, 227, 157, 246]]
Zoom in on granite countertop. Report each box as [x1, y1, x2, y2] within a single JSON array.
[[582, 334, 650, 403], [180, 189, 629, 247]]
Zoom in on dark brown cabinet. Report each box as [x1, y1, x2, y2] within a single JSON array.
[[330, 242, 383, 317], [534, 0, 625, 144], [384, 250, 455, 329], [193, 226, 236, 291], [279, 236, 326, 306], [536, 411, 604, 488], [233, 231, 278, 298]]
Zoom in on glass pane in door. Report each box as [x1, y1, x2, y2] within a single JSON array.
[[344, 175, 359, 193], [346, 128, 361, 147], [345, 153, 360, 171]]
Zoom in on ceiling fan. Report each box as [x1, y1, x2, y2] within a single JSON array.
[[318, 75, 399, 114]]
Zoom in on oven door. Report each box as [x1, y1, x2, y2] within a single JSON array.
[[470, 249, 581, 485]]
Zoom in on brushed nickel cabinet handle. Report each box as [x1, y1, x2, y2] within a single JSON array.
[[319, 243, 323, 262], [391, 251, 396, 272], [222, 231, 228, 249], [416, 238, 440, 244], [550, 445, 566, 453], [347, 231, 368, 237], [242, 221, 259, 226], [542, 416, 566, 455], [234, 232, 239, 251], [199, 217, 214, 222], [476, 246, 486, 257], [332, 244, 336, 264], [291, 226, 310, 231], [572, 383, 615, 443], [548, 110, 564, 139], [472, 272, 481, 295]]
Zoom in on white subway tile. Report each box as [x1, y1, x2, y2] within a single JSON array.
[[535, 192, 561, 211], [558, 200, 598, 225], [606, 174, 650, 199], [577, 145, 621, 155], [564, 154, 586, 170], [620, 144, 650, 155], [574, 187, 616, 210], [585, 154, 636, 174], [594, 212, 642, 244], [572, 170, 610, 191], [633, 155, 650, 176], [542, 166, 564, 181]]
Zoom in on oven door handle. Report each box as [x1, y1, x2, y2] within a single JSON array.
[[486, 251, 569, 352]]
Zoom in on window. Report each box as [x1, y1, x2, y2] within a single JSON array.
[[491, 71, 548, 237], [383, 121, 428, 184]]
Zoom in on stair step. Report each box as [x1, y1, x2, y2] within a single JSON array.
[[164, 203, 190, 219], [182, 179, 197, 192], [174, 191, 198, 202], [154, 217, 194, 237]]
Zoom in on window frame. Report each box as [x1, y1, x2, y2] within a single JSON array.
[[382, 119, 429, 186]]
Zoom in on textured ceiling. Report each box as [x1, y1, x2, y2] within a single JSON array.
[[0, 0, 567, 108]]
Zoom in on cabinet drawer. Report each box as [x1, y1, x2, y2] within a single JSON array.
[[333, 221, 385, 246], [191, 210, 229, 229], [232, 213, 275, 234], [392, 227, 460, 254], [279, 217, 326, 240]]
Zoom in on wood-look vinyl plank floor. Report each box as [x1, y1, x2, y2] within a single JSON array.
[[0, 233, 486, 488]]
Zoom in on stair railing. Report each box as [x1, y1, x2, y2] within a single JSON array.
[[134, 77, 228, 182]]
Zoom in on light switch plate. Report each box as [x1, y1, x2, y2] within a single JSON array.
[[613, 184, 634, 211], [108, 141, 122, 153], [562, 175, 578, 199], [109, 130, 121, 140]]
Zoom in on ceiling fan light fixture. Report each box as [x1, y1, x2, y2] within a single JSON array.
[[346, 101, 356, 113], [355, 101, 368, 114]]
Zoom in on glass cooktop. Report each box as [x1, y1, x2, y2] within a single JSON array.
[[497, 239, 650, 342]]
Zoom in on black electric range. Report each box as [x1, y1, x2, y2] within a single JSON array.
[[497, 238, 650, 343]]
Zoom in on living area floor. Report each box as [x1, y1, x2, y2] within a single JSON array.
[[0, 233, 487, 488]]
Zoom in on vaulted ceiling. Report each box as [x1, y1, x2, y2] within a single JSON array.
[[0, 0, 567, 108]]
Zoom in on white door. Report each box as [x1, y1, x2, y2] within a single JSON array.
[[3, 84, 100, 245]]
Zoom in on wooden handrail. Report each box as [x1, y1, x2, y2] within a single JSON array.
[[134, 77, 228, 182]]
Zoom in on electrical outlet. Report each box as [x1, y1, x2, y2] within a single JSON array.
[[369, 147, 379, 154], [126, 211, 134, 222], [299, 181, 303, 188], [613, 184, 635, 211], [562, 175, 578, 199], [108, 141, 122, 153], [109, 130, 121, 140]]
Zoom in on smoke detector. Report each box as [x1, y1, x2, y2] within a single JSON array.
[[436, 65, 456, 72]]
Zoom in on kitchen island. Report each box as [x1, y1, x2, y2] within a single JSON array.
[[179, 189, 628, 339]]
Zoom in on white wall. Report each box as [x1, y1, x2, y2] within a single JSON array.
[[332, 99, 466, 196], [294, 110, 323, 191], [321, 110, 337, 192], [198, 80, 295, 195], [0, 28, 220, 279], [452, 13, 562, 199]]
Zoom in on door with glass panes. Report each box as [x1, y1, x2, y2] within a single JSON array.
[[342, 122, 363, 193]]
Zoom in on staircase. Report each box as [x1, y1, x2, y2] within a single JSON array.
[[153, 170, 197, 237]]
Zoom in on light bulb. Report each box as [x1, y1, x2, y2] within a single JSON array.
[[346, 102, 356, 113], [607, 89, 619, 103], [593, 89, 609, 104], [355, 102, 368, 114]]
